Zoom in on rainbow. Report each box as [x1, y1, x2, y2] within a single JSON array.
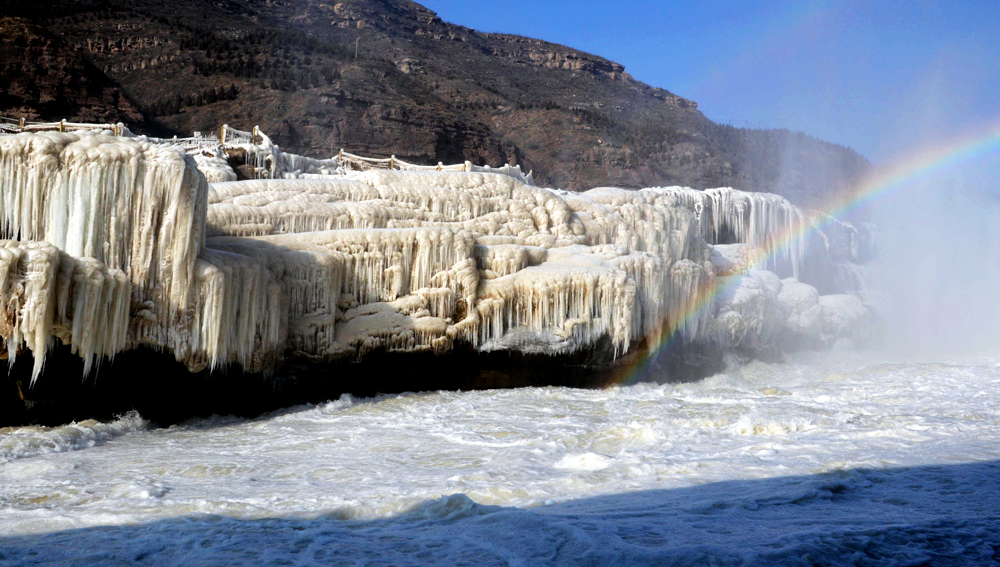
[[612, 117, 1000, 386]]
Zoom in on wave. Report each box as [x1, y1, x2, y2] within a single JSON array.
[[0, 411, 148, 464]]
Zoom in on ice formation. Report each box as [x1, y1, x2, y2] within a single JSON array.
[[192, 153, 237, 183], [0, 131, 874, 381]]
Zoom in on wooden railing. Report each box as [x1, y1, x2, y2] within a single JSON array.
[[1, 118, 535, 185], [144, 134, 221, 150], [337, 150, 533, 184], [220, 124, 263, 147], [0, 117, 129, 136]]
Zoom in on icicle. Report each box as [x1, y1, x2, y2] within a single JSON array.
[[474, 245, 638, 357], [0, 240, 130, 381], [0, 135, 871, 379], [0, 132, 207, 371]]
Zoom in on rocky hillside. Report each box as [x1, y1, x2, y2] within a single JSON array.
[[0, 17, 145, 127], [0, 0, 869, 207]]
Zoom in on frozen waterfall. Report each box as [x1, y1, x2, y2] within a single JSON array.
[[0, 131, 874, 382]]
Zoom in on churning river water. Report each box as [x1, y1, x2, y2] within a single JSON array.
[[1, 349, 999, 565]]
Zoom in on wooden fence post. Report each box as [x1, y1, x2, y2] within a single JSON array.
[[390, 155, 395, 170], [221, 124, 228, 145], [59, 119, 65, 132], [19, 117, 24, 132]]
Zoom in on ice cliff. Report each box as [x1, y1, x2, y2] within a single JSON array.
[[0, 131, 873, 382]]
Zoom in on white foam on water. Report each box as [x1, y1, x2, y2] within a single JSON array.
[[0, 411, 148, 465], [553, 452, 612, 471], [1, 352, 999, 564]]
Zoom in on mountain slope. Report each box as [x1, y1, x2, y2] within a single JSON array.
[[0, 0, 869, 207], [0, 17, 145, 126]]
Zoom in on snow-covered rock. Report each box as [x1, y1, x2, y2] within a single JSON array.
[[0, 132, 874, 380]]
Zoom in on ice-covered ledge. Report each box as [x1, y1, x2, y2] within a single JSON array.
[[0, 131, 874, 400]]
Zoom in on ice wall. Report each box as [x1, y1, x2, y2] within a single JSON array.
[[0, 132, 210, 378], [0, 133, 873, 380]]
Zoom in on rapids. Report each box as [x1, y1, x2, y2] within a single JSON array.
[[1, 351, 998, 565]]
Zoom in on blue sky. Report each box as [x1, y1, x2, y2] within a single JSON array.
[[419, 0, 999, 169]]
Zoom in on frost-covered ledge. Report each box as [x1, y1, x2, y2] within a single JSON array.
[[0, 131, 874, 388]]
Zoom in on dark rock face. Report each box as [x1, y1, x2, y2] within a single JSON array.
[[1, 0, 869, 207], [1, 338, 724, 427], [0, 17, 145, 126]]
